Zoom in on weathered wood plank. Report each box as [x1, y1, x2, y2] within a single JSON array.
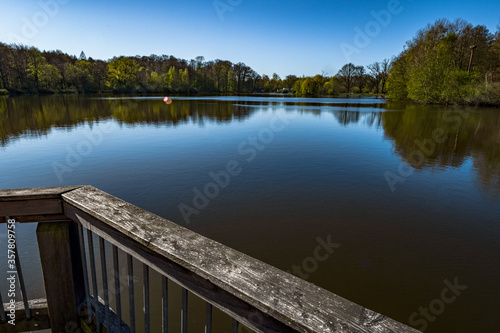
[[62, 186, 419, 333], [36, 222, 85, 332], [64, 203, 297, 333], [0, 186, 81, 202], [0, 214, 71, 223], [0, 199, 63, 217], [0, 299, 50, 333], [2, 297, 48, 310]]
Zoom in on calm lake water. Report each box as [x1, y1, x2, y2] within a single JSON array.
[[0, 95, 499, 332]]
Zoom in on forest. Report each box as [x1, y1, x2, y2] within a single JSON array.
[[0, 18, 499, 104]]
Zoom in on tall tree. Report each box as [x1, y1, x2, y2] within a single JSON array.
[[493, 23, 500, 66], [0, 43, 12, 89], [354, 65, 366, 93], [367, 61, 382, 94], [380, 58, 391, 94], [27, 47, 46, 91], [387, 54, 409, 100], [284, 75, 298, 89], [233, 62, 250, 93], [337, 63, 357, 93]]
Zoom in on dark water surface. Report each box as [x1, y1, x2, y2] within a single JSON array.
[[0, 95, 499, 332]]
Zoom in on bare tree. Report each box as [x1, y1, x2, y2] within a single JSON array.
[[233, 62, 250, 93], [380, 58, 391, 94], [367, 61, 382, 94], [367, 59, 391, 94], [337, 63, 356, 93], [354, 65, 366, 93]]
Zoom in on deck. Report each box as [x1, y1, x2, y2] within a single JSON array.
[[0, 186, 420, 333]]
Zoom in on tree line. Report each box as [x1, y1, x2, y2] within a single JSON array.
[[0, 46, 263, 94], [0, 18, 499, 104], [388, 18, 500, 104], [0, 42, 393, 96]]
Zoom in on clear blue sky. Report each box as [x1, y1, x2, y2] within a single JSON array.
[[1, 0, 499, 78]]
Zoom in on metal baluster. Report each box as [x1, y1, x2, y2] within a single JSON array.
[[87, 230, 101, 332], [232, 319, 239, 333], [6, 219, 31, 320], [127, 254, 135, 333], [143, 264, 150, 333], [181, 288, 188, 333], [162, 276, 168, 333], [0, 292, 6, 322], [78, 224, 92, 323], [99, 237, 110, 330], [205, 303, 212, 333], [112, 245, 122, 333]]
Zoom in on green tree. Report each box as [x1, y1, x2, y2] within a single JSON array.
[[283, 75, 298, 89], [39, 64, 62, 90], [0, 43, 13, 90], [164, 66, 178, 91], [299, 77, 317, 95], [323, 76, 342, 95], [106, 57, 142, 91], [388, 18, 498, 104], [406, 32, 458, 102], [27, 47, 46, 91], [179, 68, 190, 91], [387, 54, 409, 100], [66, 59, 94, 92], [146, 71, 162, 91]]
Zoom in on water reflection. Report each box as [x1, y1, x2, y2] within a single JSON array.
[[0, 95, 388, 146], [382, 103, 500, 194], [1, 96, 499, 195], [0, 96, 253, 145], [1, 95, 499, 332]]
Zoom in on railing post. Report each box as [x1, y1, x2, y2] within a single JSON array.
[[37, 221, 85, 332]]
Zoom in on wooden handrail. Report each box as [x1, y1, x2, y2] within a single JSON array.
[[0, 186, 420, 333]]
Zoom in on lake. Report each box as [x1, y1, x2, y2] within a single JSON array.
[[0, 95, 499, 332]]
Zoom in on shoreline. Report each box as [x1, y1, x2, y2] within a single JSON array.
[[2, 90, 499, 107]]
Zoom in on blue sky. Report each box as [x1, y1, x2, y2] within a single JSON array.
[[1, 0, 499, 77]]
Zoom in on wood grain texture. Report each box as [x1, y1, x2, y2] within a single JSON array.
[[0, 199, 63, 217], [2, 298, 47, 310], [36, 222, 85, 333], [0, 214, 71, 223], [0, 186, 81, 202], [64, 203, 296, 333], [62, 186, 419, 333]]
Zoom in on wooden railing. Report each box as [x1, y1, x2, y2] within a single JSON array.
[[0, 186, 420, 333]]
